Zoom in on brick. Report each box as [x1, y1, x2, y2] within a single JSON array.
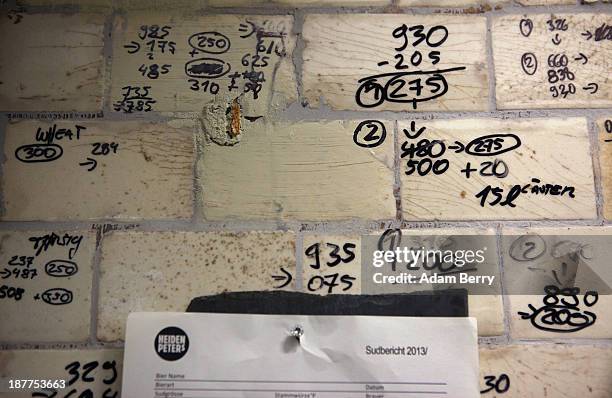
[[1, 120, 195, 221], [502, 226, 612, 339], [110, 14, 296, 114], [302, 14, 488, 111], [399, 118, 596, 220], [401, 228, 503, 336], [97, 230, 296, 341], [0, 14, 104, 112], [0, 349, 122, 398], [493, 14, 612, 109], [200, 119, 395, 221], [302, 229, 504, 336], [598, 117, 612, 220], [480, 344, 612, 397], [208, 0, 390, 6], [0, 230, 94, 343]]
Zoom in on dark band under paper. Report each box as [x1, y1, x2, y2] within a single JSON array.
[[186, 290, 468, 317]]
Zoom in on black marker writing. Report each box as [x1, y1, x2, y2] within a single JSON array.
[[518, 285, 598, 333]]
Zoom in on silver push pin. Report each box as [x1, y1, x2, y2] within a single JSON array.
[[289, 325, 304, 343]]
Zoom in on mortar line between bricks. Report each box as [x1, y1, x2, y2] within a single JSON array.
[[90, 226, 104, 345], [393, 120, 402, 221], [101, 9, 116, 117], [482, 3, 612, 16], [202, 4, 612, 15], [295, 231, 304, 292], [1, 218, 612, 234], [485, 13, 497, 112], [292, 10, 306, 107], [479, 339, 612, 347], [588, 116, 605, 221], [0, 115, 8, 218], [276, 107, 612, 122], [3, 109, 612, 123], [192, 117, 205, 224], [496, 223, 512, 344], [11, 3, 612, 16]]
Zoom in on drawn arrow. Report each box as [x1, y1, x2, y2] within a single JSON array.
[[583, 83, 599, 94], [0, 269, 11, 279], [271, 267, 293, 289], [402, 121, 426, 139], [551, 33, 562, 45], [123, 41, 140, 54], [582, 30, 593, 40], [79, 157, 97, 172], [238, 20, 256, 38], [573, 53, 588, 65], [448, 141, 465, 153]]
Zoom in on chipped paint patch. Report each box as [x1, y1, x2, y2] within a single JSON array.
[[200, 97, 245, 146]]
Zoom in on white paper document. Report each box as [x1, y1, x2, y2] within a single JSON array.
[[122, 313, 479, 398]]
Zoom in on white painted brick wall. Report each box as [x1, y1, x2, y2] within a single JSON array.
[[0, 14, 105, 112], [0, 2, 611, 397]]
